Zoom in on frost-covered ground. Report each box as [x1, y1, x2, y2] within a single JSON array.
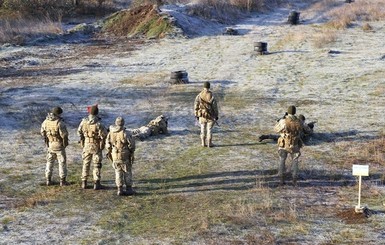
[[1, 0, 385, 244]]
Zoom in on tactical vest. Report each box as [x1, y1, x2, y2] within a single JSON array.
[[83, 121, 101, 144], [110, 130, 132, 161], [45, 120, 62, 142], [197, 93, 215, 119], [279, 117, 303, 152]]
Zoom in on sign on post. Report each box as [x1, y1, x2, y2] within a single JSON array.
[[352, 164, 369, 213]]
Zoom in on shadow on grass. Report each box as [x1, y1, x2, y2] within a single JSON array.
[[135, 169, 360, 195]]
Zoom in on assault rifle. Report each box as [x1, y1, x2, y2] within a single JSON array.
[[276, 112, 288, 122], [43, 135, 49, 147], [307, 121, 317, 129], [78, 135, 85, 148]]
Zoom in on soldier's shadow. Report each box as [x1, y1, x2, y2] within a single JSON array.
[[134, 169, 361, 195]]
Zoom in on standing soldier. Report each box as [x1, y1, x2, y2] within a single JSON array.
[[41, 107, 69, 186], [194, 82, 219, 147], [77, 105, 107, 190], [274, 105, 303, 186], [105, 117, 136, 196]]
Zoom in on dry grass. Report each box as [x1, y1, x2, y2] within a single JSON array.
[[0, 18, 62, 44], [311, 28, 338, 48], [326, 0, 385, 29]]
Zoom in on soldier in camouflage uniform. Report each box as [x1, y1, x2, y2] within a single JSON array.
[[194, 82, 219, 147], [105, 117, 136, 196], [274, 106, 307, 186], [41, 107, 69, 186], [77, 105, 107, 190]]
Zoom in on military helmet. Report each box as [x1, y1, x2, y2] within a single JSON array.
[[90, 105, 99, 115], [203, 81, 210, 89], [298, 114, 305, 121], [51, 107, 63, 116], [115, 117, 125, 126], [287, 105, 296, 115]]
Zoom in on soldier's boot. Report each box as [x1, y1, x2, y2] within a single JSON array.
[[46, 176, 52, 186], [117, 186, 124, 196], [81, 180, 87, 189], [94, 180, 102, 190], [200, 135, 206, 147], [126, 186, 137, 196], [60, 178, 70, 186]]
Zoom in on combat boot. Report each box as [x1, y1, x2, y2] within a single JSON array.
[[81, 180, 87, 189], [94, 180, 102, 190], [60, 178, 70, 186], [46, 177, 52, 186], [117, 186, 124, 196], [126, 186, 137, 196]]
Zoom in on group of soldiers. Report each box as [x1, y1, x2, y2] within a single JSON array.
[[41, 81, 314, 195], [41, 105, 136, 196], [194, 82, 315, 186]]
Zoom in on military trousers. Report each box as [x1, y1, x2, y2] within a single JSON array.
[[46, 149, 67, 180], [199, 119, 214, 139], [278, 149, 301, 180], [112, 161, 133, 187], [81, 150, 102, 181]]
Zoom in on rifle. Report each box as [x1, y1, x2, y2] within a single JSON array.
[[307, 121, 317, 129], [276, 112, 288, 122], [106, 151, 113, 162], [43, 135, 49, 147], [78, 135, 85, 148]]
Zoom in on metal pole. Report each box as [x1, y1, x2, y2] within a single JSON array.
[[358, 175, 362, 208]]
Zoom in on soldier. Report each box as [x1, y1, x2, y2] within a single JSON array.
[[105, 117, 136, 196], [194, 82, 219, 147], [274, 105, 303, 186], [41, 107, 69, 186], [77, 105, 107, 190], [298, 114, 315, 142]]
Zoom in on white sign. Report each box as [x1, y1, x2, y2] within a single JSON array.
[[352, 164, 369, 176]]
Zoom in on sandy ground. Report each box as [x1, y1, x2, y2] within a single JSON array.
[[1, 0, 385, 244]]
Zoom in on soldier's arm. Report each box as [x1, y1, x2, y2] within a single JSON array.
[[194, 94, 200, 117], [274, 119, 285, 133], [59, 122, 69, 147]]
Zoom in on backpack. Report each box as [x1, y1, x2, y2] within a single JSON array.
[[198, 95, 215, 119], [279, 117, 303, 152]]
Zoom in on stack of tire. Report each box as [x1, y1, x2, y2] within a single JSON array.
[[254, 42, 268, 55], [288, 11, 300, 25], [170, 70, 189, 84]]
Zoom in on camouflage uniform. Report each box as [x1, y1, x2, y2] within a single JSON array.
[[77, 106, 107, 190], [274, 106, 304, 185], [41, 107, 69, 186], [194, 82, 219, 147], [105, 117, 136, 196]]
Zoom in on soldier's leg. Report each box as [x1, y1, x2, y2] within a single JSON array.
[[45, 151, 56, 185], [124, 163, 135, 195], [114, 162, 124, 196], [291, 152, 301, 185], [57, 150, 69, 186], [278, 149, 288, 185], [206, 121, 215, 147], [200, 121, 207, 147], [92, 151, 103, 190], [82, 151, 92, 188]]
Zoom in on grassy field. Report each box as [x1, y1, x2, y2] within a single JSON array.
[[1, 0, 385, 244]]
